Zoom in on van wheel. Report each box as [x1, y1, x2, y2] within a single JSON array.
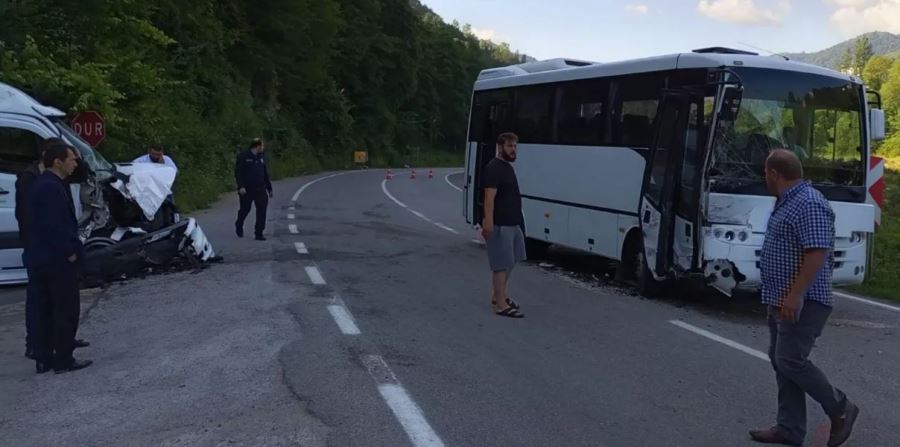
[[524, 237, 550, 260]]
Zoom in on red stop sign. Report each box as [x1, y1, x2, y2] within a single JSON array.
[[71, 111, 106, 147]]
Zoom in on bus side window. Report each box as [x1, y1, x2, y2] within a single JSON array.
[[557, 79, 609, 146], [611, 73, 666, 148], [513, 85, 554, 144]]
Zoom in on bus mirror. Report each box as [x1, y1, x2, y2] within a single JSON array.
[[870, 108, 886, 141], [719, 87, 743, 122]]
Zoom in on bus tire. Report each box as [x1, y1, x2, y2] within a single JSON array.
[[635, 249, 664, 298], [524, 237, 550, 260]]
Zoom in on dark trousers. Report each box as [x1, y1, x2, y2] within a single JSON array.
[[30, 264, 81, 367], [236, 189, 269, 236], [25, 275, 37, 349], [767, 302, 847, 444]]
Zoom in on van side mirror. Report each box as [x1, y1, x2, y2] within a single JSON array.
[[870, 108, 885, 141]]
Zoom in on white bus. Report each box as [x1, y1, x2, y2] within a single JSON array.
[[463, 47, 886, 297]]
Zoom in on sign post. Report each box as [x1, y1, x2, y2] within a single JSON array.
[[353, 150, 369, 169], [71, 111, 106, 147]]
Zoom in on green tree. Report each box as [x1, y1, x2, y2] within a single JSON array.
[[863, 55, 895, 91], [0, 0, 532, 208], [839, 47, 854, 74], [853, 35, 874, 76]]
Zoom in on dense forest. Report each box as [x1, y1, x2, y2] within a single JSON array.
[[0, 0, 527, 209]]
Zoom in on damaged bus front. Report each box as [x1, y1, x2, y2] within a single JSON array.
[[641, 63, 882, 296], [0, 82, 216, 286]]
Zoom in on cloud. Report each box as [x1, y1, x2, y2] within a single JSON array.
[[827, 0, 871, 6], [697, 0, 791, 25], [827, 0, 900, 35], [625, 4, 650, 14], [470, 27, 496, 41]]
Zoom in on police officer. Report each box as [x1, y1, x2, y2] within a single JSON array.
[[27, 142, 92, 374], [234, 138, 273, 241]]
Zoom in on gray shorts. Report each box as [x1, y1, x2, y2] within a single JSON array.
[[486, 225, 526, 272]]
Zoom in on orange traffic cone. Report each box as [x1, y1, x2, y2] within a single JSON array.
[[410, 169, 417, 180], [386, 168, 393, 180]]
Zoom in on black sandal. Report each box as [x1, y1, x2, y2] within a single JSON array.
[[495, 306, 524, 318], [491, 298, 520, 309]]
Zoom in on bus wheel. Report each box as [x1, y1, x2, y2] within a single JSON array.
[[524, 238, 550, 260], [634, 247, 664, 298]]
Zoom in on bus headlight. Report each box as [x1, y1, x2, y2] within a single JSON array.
[[849, 232, 865, 244], [737, 231, 748, 242]]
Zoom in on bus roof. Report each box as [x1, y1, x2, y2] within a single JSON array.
[[473, 49, 861, 91]]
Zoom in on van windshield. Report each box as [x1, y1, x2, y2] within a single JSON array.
[[53, 119, 115, 181]]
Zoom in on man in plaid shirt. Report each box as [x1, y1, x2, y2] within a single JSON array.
[[749, 150, 859, 447]]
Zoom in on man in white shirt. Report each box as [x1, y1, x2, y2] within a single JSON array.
[[133, 146, 177, 171]]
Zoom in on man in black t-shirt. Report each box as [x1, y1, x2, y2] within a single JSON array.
[[482, 132, 526, 318]]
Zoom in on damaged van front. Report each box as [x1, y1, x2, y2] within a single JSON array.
[[0, 81, 217, 286]]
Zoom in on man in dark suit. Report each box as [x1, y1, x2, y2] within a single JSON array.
[[16, 138, 88, 360], [26, 142, 92, 374]]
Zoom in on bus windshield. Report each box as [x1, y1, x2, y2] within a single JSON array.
[[709, 67, 866, 201]]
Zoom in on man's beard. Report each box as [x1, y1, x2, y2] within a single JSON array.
[[500, 151, 516, 162]]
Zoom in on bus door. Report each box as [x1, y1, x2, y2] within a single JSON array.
[[639, 90, 700, 280], [465, 89, 512, 226]]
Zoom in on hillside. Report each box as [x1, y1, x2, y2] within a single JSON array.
[[0, 0, 531, 211], [784, 31, 900, 69]]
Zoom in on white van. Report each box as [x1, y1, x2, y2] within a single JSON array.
[[0, 82, 215, 285]]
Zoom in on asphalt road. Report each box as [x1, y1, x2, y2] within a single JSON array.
[[1, 168, 898, 446]]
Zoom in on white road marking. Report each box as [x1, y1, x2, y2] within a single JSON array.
[[834, 290, 900, 312], [471, 239, 484, 245], [294, 242, 308, 254], [670, 320, 769, 362], [434, 223, 459, 234], [381, 179, 460, 235], [288, 206, 295, 211], [289, 224, 298, 234], [361, 355, 445, 447], [292, 171, 361, 202], [305, 266, 326, 285], [288, 213, 296, 219], [410, 210, 432, 222], [327, 304, 361, 335], [381, 179, 408, 209], [444, 171, 463, 192]]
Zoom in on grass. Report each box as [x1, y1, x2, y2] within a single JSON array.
[[848, 156, 900, 302]]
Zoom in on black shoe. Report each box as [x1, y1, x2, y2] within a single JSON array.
[[235, 224, 244, 238], [828, 401, 860, 447], [255, 235, 266, 241], [74, 339, 90, 348], [25, 346, 35, 360], [749, 426, 801, 446], [54, 359, 93, 374], [36, 362, 52, 374]]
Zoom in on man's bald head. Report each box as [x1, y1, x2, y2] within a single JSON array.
[[766, 149, 804, 181]]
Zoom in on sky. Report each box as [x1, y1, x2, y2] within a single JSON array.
[[420, 0, 900, 63]]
